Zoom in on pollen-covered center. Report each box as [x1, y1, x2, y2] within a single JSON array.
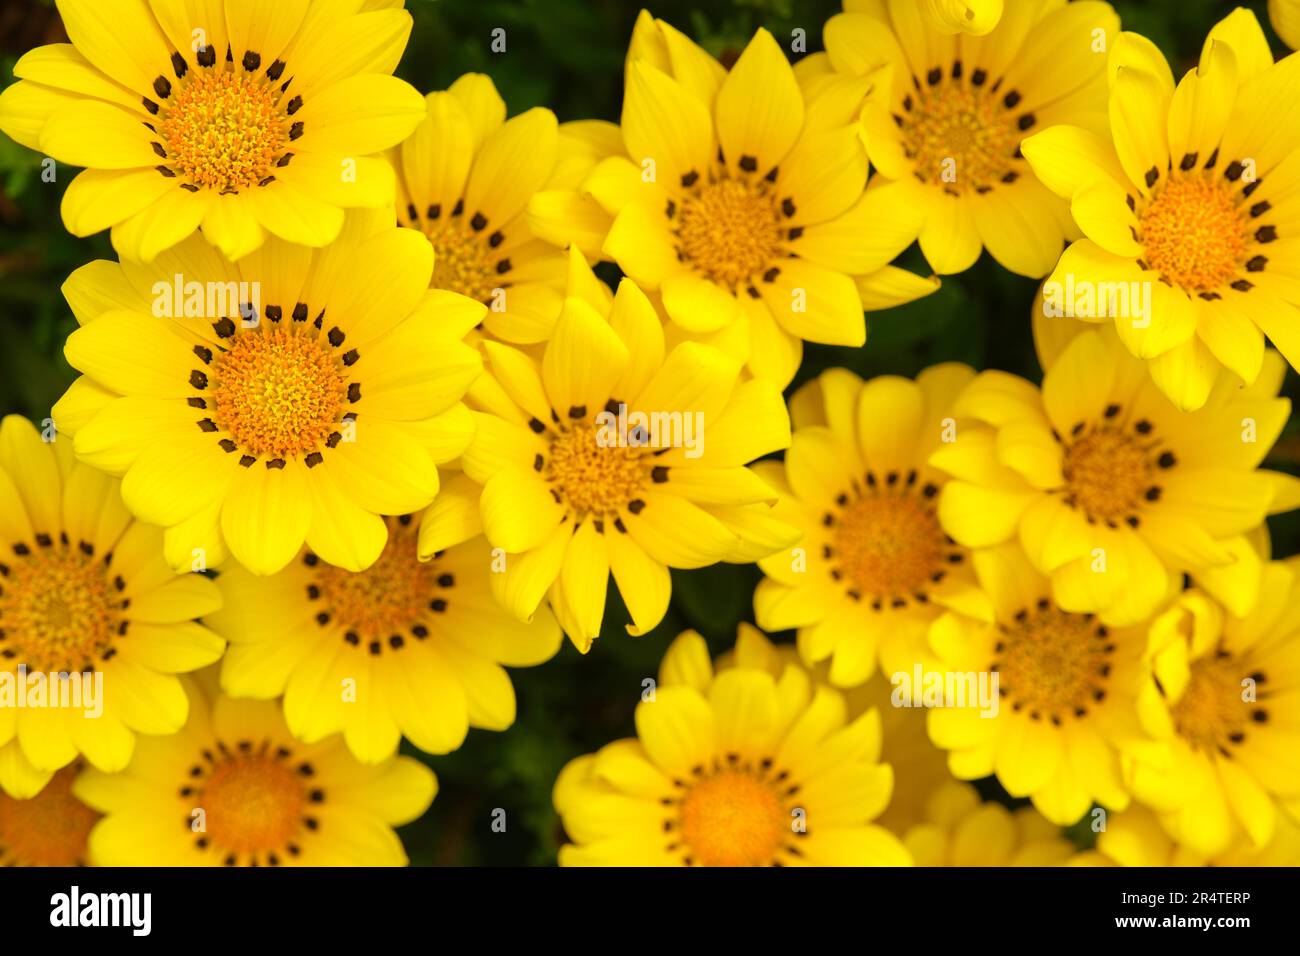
[[1139, 176, 1250, 292], [425, 220, 497, 303], [161, 72, 285, 192], [198, 753, 306, 857], [903, 82, 1022, 192], [0, 542, 118, 673], [825, 477, 957, 607], [213, 329, 347, 459], [993, 602, 1115, 723], [545, 426, 647, 519], [1063, 429, 1153, 522], [678, 770, 787, 867], [833, 496, 946, 598], [313, 519, 442, 642], [1170, 651, 1263, 754], [675, 179, 783, 290], [0, 766, 100, 867]]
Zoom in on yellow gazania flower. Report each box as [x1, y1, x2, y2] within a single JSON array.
[[754, 364, 991, 688], [394, 73, 601, 345], [0, 0, 425, 262], [1072, 802, 1300, 867], [903, 781, 1077, 866], [75, 673, 434, 866], [0, 416, 224, 798], [926, 541, 1146, 825], [1273, 0, 1300, 49], [714, 623, 955, 834], [553, 628, 910, 866], [1121, 564, 1300, 857], [533, 13, 939, 386], [934, 322, 1300, 627], [1023, 10, 1300, 410], [419, 249, 798, 652], [208, 519, 561, 764], [51, 210, 483, 577], [0, 766, 99, 866], [822, 0, 1118, 277], [914, 0, 1004, 36]]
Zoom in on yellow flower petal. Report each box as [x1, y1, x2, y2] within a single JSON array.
[[714, 28, 804, 173], [481, 466, 564, 554], [622, 60, 714, 194], [1109, 64, 1173, 197], [634, 687, 715, 777], [462, 107, 558, 227]]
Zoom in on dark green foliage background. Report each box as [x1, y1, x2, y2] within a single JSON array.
[[1, 0, 1296, 865]]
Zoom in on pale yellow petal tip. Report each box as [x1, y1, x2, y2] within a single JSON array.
[[626, 9, 664, 68], [569, 630, 596, 654], [565, 242, 596, 281], [448, 71, 501, 97], [666, 627, 707, 657]]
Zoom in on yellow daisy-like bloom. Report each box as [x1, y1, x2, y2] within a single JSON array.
[[208, 519, 561, 764], [1073, 802, 1300, 866], [0, 765, 99, 866], [753, 364, 991, 688], [74, 673, 434, 866], [0, 0, 425, 262], [822, 0, 1118, 278], [714, 623, 955, 834], [51, 211, 483, 577], [1273, 0, 1300, 49], [394, 73, 600, 345], [934, 322, 1299, 626], [904, 780, 1077, 866], [1023, 10, 1300, 410], [419, 249, 798, 652], [1121, 564, 1300, 857], [0, 416, 224, 798], [914, 0, 1004, 36], [533, 13, 940, 386], [553, 629, 910, 866], [926, 541, 1145, 825]]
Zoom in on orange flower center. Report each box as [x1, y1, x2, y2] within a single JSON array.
[[545, 425, 647, 520], [0, 766, 99, 866], [212, 329, 347, 459], [1062, 428, 1153, 522], [1139, 176, 1250, 292], [161, 72, 286, 192], [675, 178, 783, 290], [198, 753, 307, 859], [1171, 651, 1263, 754], [825, 476, 959, 607], [902, 79, 1022, 192], [0, 540, 119, 672], [993, 601, 1116, 723], [834, 496, 945, 597], [678, 770, 787, 867], [312, 517, 452, 647]]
